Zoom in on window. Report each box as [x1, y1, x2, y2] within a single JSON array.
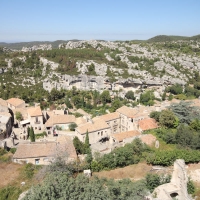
[[35, 159, 40, 165], [101, 131, 103, 136]]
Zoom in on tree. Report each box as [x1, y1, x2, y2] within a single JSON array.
[[85, 130, 90, 153], [15, 111, 23, 121], [125, 91, 135, 100], [69, 123, 77, 131], [27, 126, 30, 139], [100, 90, 111, 104], [150, 111, 161, 122], [169, 101, 200, 124], [190, 119, 200, 131], [65, 97, 73, 108], [187, 178, 195, 194], [167, 84, 183, 95], [30, 126, 35, 142], [140, 90, 155, 106], [110, 99, 122, 112], [159, 110, 177, 128], [23, 173, 148, 200], [175, 124, 194, 148], [145, 173, 171, 193], [73, 136, 85, 154]]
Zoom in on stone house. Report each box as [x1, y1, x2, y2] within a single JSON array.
[[6, 98, 25, 110], [0, 112, 12, 139], [75, 118, 111, 144], [13, 136, 77, 165], [45, 115, 76, 135], [94, 112, 120, 134], [110, 130, 141, 147], [116, 106, 147, 132], [27, 106, 44, 131]]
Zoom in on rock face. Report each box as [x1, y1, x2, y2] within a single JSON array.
[[21, 44, 52, 52], [150, 159, 192, 200], [43, 74, 108, 92]]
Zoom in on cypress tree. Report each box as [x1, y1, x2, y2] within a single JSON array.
[[27, 127, 30, 139], [30, 127, 35, 142], [84, 130, 90, 153]]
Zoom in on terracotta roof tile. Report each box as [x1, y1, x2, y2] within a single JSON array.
[[27, 106, 42, 117], [76, 118, 110, 134], [138, 118, 158, 131], [75, 117, 87, 125], [6, 98, 25, 107], [45, 115, 76, 127], [116, 106, 138, 118], [13, 142, 57, 159], [111, 130, 140, 142], [56, 136, 77, 159], [140, 134, 156, 146], [95, 112, 120, 122]]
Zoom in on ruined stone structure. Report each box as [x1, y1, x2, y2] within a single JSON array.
[[151, 159, 192, 200]]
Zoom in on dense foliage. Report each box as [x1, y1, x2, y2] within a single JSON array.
[[91, 138, 150, 171]]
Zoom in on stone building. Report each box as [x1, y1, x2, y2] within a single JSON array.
[[13, 136, 77, 165], [0, 112, 12, 139], [93, 112, 121, 134], [6, 98, 25, 110], [27, 106, 44, 131], [75, 118, 111, 144]]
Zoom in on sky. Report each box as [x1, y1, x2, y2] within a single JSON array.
[[0, 0, 200, 42]]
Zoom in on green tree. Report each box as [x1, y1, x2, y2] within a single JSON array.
[[140, 90, 155, 106], [69, 123, 77, 131], [84, 130, 90, 153], [167, 84, 183, 95], [150, 111, 161, 122], [110, 99, 122, 112], [159, 110, 177, 128], [15, 111, 23, 121], [169, 101, 200, 124], [145, 173, 171, 193], [190, 119, 200, 131], [187, 178, 195, 194], [73, 136, 85, 154], [27, 126, 30, 139], [125, 91, 135, 100], [30, 126, 35, 142], [100, 90, 111, 104]]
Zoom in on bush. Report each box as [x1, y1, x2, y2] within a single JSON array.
[[0, 186, 22, 200], [10, 148, 16, 154]]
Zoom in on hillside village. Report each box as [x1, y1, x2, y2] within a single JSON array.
[[0, 96, 160, 163], [1, 38, 200, 199]]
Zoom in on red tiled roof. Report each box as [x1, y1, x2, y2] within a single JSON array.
[[138, 118, 158, 131], [111, 130, 140, 142], [140, 134, 156, 146], [6, 98, 25, 107]]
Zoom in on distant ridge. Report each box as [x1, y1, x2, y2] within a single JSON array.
[[147, 34, 200, 43], [0, 34, 200, 49], [147, 35, 189, 42]]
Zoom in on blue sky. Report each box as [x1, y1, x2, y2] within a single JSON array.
[[0, 0, 200, 42]]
